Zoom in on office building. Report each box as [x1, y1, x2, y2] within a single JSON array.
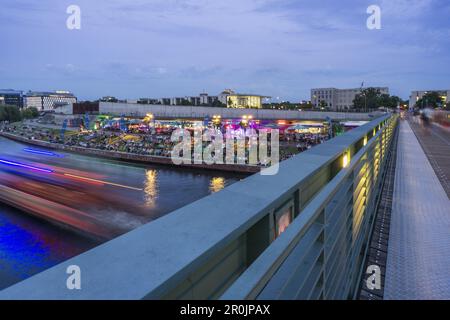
[[200, 93, 219, 106], [218, 89, 268, 109], [0, 89, 24, 107], [311, 87, 389, 111], [25, 91, 77, 111]]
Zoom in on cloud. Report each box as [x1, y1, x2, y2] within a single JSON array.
[[380, 0, 433, 18], [44, 63, 78, 75], [0, 0, 449, 100]]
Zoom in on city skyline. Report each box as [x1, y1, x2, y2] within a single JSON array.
[[1, 0, 450, 101]]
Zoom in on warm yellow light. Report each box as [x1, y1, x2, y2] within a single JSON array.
[[64, 173, 142, 191], [209, 177, 225, 193], [144, 170, 158, 208], [363, 136, 368, 146], [343, 153, 349, 168]]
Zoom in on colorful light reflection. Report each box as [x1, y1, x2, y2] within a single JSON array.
[[23, 148, 64, 158], [0, 159, 54, 174]]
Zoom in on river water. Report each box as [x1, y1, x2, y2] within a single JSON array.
[[0, 137, 242, 290]]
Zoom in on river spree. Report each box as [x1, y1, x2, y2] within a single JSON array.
[[0, 137, 242, 290]]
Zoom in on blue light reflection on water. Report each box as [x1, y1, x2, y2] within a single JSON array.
[[23, 148, 64, 158], [0, 136, 242, 291], [0, 206, 97, 290]]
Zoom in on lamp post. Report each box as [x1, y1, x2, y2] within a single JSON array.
[[212, 115, 222, 128], [144, 113, 155, 130], [241, 115, 249, 128], [364, 93, 367, 113]]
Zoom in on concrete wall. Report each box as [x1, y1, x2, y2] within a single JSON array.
[[0, 132, 260, 174], [99, 102, 378, 121]]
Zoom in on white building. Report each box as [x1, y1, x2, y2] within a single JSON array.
[[199, 93, 218, 105], [218, 89, 268, 109], [164, 96, 205, 106], [25, 91, 77, 111], [154, 90, 268, 107], [311, 87, 389, 111], [409, 90, 450, 109]]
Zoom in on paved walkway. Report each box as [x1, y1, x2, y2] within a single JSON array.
[[409, 117, 450, 199], [384, 121, 450, 300]]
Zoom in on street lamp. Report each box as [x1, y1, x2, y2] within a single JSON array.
[[144, 113, 155, 129], [212, 115, 222, 128], [241, 115, 249, 128]]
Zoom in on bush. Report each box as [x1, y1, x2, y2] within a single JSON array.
[[21, 107, 39, 119], [0, 105, 39, 122]]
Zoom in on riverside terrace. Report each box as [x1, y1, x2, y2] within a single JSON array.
[[0, 123, 330, 169]]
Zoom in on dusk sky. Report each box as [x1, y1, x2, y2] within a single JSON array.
[[1, 0, 449, 101]]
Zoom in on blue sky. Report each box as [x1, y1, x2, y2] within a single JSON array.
[[1, 0, 449, 101]]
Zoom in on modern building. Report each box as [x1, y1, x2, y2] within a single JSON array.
[[116, 90, 268, 108], [55, 101, 99, 115], [200, 93, 219, 106], [167, 97, 200, 106], [25, 91, 77, 111], [159, 98, 171, 105], [311, 87, 389, 111], [218, 89, 268, 109], [138, 98, 161, 105], [409, 90, 450, 109], [0, 89, 24, 107], [164, 94, 217, 106], [100, 96, 119, 103], [160, 90, 268, 108]]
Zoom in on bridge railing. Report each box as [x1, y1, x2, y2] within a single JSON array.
[[223, 114, 397, 299], [0, 114, 397, 300]]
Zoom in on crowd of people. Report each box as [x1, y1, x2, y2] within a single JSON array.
[[1, 122, 330, 165]]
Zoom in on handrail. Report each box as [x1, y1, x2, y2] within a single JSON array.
[[221, 116, 396, 299]]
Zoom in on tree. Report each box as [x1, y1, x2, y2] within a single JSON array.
[[21, 107, 39, 119], [180, 99, 193, 106], [0, 105, 22, 122], [415, 92, 445, 109], [333, 123, 344, 136], [378, 94, 402, 109], [299, 102, 314, 110], [353, 88, 383, 110], [211, 100, 226, 108], [319, 100, 327, 110]]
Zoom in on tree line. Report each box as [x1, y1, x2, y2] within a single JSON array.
[[0, 105, 39, 122], [353, 88, 406, 111], [414, 91, 450, 110]]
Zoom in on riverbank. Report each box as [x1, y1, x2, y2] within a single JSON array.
[[0, 131, 261, 174]]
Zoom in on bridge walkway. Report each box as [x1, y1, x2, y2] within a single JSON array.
[[384, 120, 450, 299]]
